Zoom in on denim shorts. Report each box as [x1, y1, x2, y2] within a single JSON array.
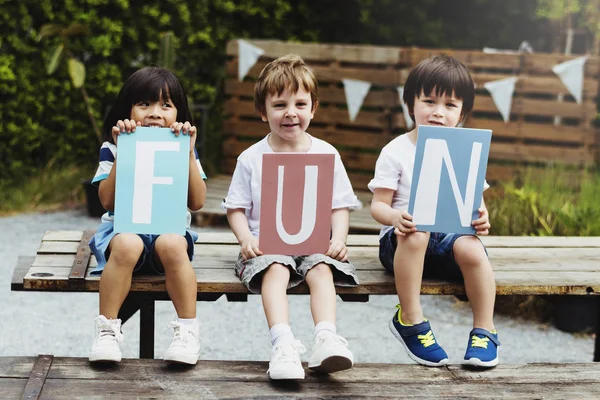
[[378, 229, 486, 282], [89, 221, 199, 276], [235, 253, 359, 294]]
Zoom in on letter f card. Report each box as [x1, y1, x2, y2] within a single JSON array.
[[408, 125, 491, 235], [260, 153, 334, 255], [114, 127, 190, 235]]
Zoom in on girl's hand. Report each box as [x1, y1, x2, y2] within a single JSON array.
[[472, 207, 491, 236], [325, 239, 348, 262], [112, 119, 141, 144], [240, 236, 263, 260], [170, 121, 197, 153], [392, 209, 417, 236]]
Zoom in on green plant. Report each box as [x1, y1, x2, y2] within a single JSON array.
[[36, 22, 102, 144]]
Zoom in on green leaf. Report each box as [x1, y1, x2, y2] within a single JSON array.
[[36, 24, 64, 41], [47, 44, 64, 75], [68, 58, 85, 88], [62, 23, 90, 37]]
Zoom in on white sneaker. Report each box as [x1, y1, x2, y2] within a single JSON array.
[[267, 340, 306, 380], [164, 320, 201, 365], [308, 331, 354, 373], [89, 315, 123, 362]]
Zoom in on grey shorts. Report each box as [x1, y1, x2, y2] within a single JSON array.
[[235, 253, 359, 294]]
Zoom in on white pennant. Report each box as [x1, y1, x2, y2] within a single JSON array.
[[238, 39, 264, 82], [342, 79, 371, 122], [396, 86, 414, 130], [552, 56, 588, 104], [484, 77, 517, 123]]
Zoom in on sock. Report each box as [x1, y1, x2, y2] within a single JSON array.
[[314, 321, 336, 337], [177, 317, 197, 326], [270, 323, 294, 347]]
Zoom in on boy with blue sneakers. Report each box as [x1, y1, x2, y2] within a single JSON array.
[[369, 55, 500, 368]]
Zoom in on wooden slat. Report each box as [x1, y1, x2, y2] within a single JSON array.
[[226, 39, 406, 65], [3, 357, 600, 399], [38, 229, 600, 248], [20, 355, 53, 400]]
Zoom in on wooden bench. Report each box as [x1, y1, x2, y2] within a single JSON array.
[[11, 230, 600, 361], [3, 355, 600, 399], [192, 174, 379, 232]]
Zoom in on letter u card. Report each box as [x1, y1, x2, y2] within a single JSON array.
[[260, 153, 334, 255], [114, 127, 190, 235], [408, 125, 492, 235]]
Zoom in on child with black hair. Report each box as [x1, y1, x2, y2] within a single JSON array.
[[369, 56, 499, 368], [88, 67, 207, 365]]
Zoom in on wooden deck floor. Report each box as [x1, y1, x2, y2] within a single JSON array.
[[3, 356, 600, 399], [194, 174, 379, 232]]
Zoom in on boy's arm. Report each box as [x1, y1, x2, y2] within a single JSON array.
[[370, 188, 416, 235], [98, 160, 117, 212], [472, 197, 491, 235], [227, 208, 263, 259], [327, 207, 350, 262], [187, 151, 206, 211]]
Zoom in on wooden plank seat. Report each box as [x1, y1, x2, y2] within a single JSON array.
[[11, 230, 600, 361], [192, 174, 379, 233], [3, 356, 600, 399]]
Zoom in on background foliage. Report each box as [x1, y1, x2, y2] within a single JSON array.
[[0, 0, 593, 186]]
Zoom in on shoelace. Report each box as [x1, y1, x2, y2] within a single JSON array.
[[268, 340, 306, 373], [96, 317, 124, 343], [471, 335, 489, 349], [316, 332, 349, 347], [169, 321, 195, 347], [417, 331, 436, 347]]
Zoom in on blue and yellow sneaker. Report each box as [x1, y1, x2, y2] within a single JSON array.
[[464, 328, 500, 367], [389, 304, 448, 366]]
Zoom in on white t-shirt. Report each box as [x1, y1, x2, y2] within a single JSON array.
[[368, 134, 489, 238], [222, 133, 361, 238]]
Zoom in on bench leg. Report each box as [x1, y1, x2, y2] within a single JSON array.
[[139, 300, 155, 359], [595, 297, 600, 362]]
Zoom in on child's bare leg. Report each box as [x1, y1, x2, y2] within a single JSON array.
[[305, 263, 336, 324], [154, 234, 197, 318], [99, 233, 144, 318], [453, 236, 496, 331], [261, 263, 291, 328], [394, 232, 429, 324]]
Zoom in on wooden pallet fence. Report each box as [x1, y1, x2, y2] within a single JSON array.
[[224, 40, 600, 188]]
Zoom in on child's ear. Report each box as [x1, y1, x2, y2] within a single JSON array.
[[311, 100, 319, 118], [260, 112, 268, 122]]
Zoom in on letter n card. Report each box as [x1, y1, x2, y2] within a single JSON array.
[[114, 127, 190, 235], [260, 153, 334, 255], [408, 125, 491, 235]]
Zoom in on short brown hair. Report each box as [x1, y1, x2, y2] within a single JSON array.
[[254, 54, 318, 116], [403, 55, 475, 123]]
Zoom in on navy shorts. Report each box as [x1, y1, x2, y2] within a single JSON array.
[[89, 221, 198, 276], [378, 229, 486, 282]]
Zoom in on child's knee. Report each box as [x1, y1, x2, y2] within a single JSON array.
[[154, 234, 188, 260], [306, 263, 332, 280], [397, 231, 429, 251], [263, 263, 291, 281], [454, 236, 487, 266], [109, 233, 144, 265]]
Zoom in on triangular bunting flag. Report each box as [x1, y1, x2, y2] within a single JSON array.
[[238, 39, 265, 82], [552, 56, 588, 104], [396, 86, 414, 130], [342, 79, 371, 122], [484, 77, 517, 123]]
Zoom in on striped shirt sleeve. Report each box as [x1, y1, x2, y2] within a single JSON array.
[[91, 142, 116, 186]]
